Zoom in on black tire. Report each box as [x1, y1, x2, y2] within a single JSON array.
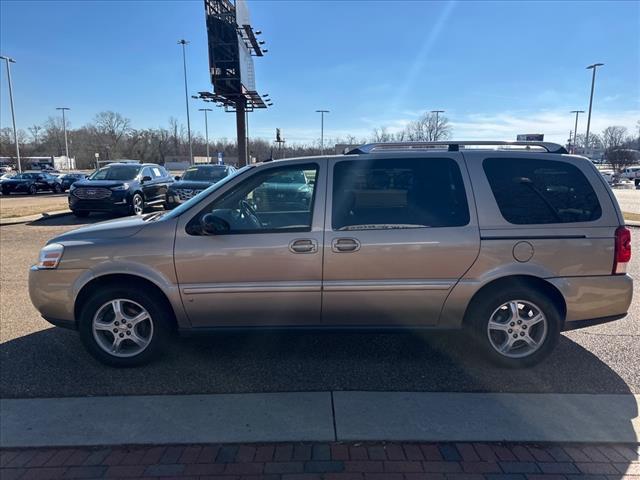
[[130, 193, 144, 215], [73, 210, 90, 218], [466, 284, 561, 368], [77, 285, 171, 367], [53, 184, 62, 194], [28, 185, 37, 195]]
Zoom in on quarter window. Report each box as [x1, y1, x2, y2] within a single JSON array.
[[332, 158, 469, 231], [483, 158, 602, 224]]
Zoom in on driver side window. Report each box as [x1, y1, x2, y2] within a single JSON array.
[[193, 163, 318, 234]]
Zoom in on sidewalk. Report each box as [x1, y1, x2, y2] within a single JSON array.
[[1, 441, 638, 480], [2, 392, 639, 448]]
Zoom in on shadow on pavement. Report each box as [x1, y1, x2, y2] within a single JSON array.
[[1, 327, 635, 398]]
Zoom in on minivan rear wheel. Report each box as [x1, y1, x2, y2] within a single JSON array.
[[467, 286, 561, 368], [78, 286, 171, 367]]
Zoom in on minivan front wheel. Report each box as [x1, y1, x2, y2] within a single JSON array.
[[468, 287, 561, 368], [78, 286, 170, 367]]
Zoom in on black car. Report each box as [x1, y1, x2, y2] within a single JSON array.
[[164, 164, 236, 209], [58, 172, 87, 191], [69, 162, 173, 217], [1, 171, 63, 195]]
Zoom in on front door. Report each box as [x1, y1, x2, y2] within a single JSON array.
[[322, 154, 480, 326], [174, 160, 326, 327]]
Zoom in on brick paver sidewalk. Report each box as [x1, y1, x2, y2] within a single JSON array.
[[1, 442, 638, 480]]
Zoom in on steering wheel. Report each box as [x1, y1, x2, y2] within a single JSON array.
[[240, 200, 261, 228]]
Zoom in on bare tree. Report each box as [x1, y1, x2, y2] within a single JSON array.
[[607, 148, 638, 172], [404, 111, 451, 141], [93, 111, 132, 158], [602, 126, 628, 151], [28, 124, 42, 145]]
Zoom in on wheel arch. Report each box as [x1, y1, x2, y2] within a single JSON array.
[[74, 273, 178, 331], [461, 275, 567, 327]]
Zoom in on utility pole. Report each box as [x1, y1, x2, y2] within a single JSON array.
[[199, 108, 213, 162], [570, 110, 585, 154], [584, 63, 604, 152], [315, 110, 329, 155], [178, 39, 194, 164], [431, 110, 445, 140], [1, 55, 22, 172], [56, 107, 71, 170]]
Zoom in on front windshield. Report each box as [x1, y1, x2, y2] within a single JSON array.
[[162, 165, 252, 220], [89, 165, 140, 181], [182, 167, 228, 182]]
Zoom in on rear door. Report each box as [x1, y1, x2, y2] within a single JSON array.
[[322, 153, 480, 326], [140, 167, 157, 202]]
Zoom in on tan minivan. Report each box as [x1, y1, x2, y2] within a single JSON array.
[[29, 141, 633, 368]]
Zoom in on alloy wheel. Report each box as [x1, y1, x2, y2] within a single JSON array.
[[92, 299, 154, 358], [486, 300, 548, 359]]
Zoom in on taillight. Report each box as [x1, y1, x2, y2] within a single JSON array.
[[613, 226, 631, 274]]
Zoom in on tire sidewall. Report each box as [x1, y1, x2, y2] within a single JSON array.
[[29, 185, 37, 195], [469, 286, 561, 368], [78, 286, 170, 367], [130, 193, 144, 215], [54, 184, 62, 193]]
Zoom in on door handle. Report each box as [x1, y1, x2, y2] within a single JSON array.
[[289, 239, 317, 254], [332, 238, 361, 252]]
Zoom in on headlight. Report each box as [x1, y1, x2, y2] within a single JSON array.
[[110, 183, 130, 191], [36, 243, 64, 269]]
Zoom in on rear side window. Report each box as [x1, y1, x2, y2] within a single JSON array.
[[483, 158, 601, 224], [332, 158, 469, 230]]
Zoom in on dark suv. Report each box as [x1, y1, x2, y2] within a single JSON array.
[[165, 164, 236, 209], [69, 162, 173, 217]]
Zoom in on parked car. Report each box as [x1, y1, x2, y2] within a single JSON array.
[[30, 141, 632, 368], [621, 166, 640, 185], [1, 171, 63, 195], [68, 162, 173, 217], [58, 172, 87, 191], [165, 164, 236, 209], [599, 169, 615, 184]]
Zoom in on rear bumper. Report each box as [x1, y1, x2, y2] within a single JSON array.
[[548, 274, 633, 328]]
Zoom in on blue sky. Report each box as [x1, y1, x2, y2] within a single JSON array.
[[1, 0, 639, 145]]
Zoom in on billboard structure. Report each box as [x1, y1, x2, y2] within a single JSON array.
[[200, 0, 270, 166]]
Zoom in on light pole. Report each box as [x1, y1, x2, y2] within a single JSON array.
[[570, 110, 585, 154], [56, 107, 71, 170], [431, 110, 445, 140], [1, 55, 21, 172], [199, 108, 213, 162], [584, 63, 604, 151], [178, 39, 194, 164], [315, 110, 329, 155]]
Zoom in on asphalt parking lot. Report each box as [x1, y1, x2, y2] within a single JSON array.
[[0, 213, 638, 399]]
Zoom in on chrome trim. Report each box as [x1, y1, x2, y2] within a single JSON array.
[[182, 281, 322, 295], [347, 141, 567, 155], [323, 280, 453, 291]]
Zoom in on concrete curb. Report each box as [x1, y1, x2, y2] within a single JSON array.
[[0, 209, 71, 226], [626, 220, 640, 227], [1, 392, 638, 448]]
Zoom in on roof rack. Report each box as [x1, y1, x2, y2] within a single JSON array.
[[346, 141, 568, 155]]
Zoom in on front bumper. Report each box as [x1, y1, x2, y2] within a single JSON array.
[[29, 266, 90, 326], [69, 191, 129, 213]]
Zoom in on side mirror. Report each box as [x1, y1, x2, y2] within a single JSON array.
[[200, 213, 230, 235], [141, 175, 152, 183], [174, 176, 181, 181]]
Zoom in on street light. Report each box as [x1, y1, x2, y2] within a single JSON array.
[[315, 110, 329, 155], [570, 110, 585, 154], [178, 39, 194, 165], [1, 55, 21, 172], [198, 108, 213, 162], [584, 63, 604, 151], [431, 110, 445, 140], [56, 107, 71, 170]]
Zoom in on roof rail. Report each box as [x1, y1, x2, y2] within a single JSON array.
[[346, 141, 568, 155]]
